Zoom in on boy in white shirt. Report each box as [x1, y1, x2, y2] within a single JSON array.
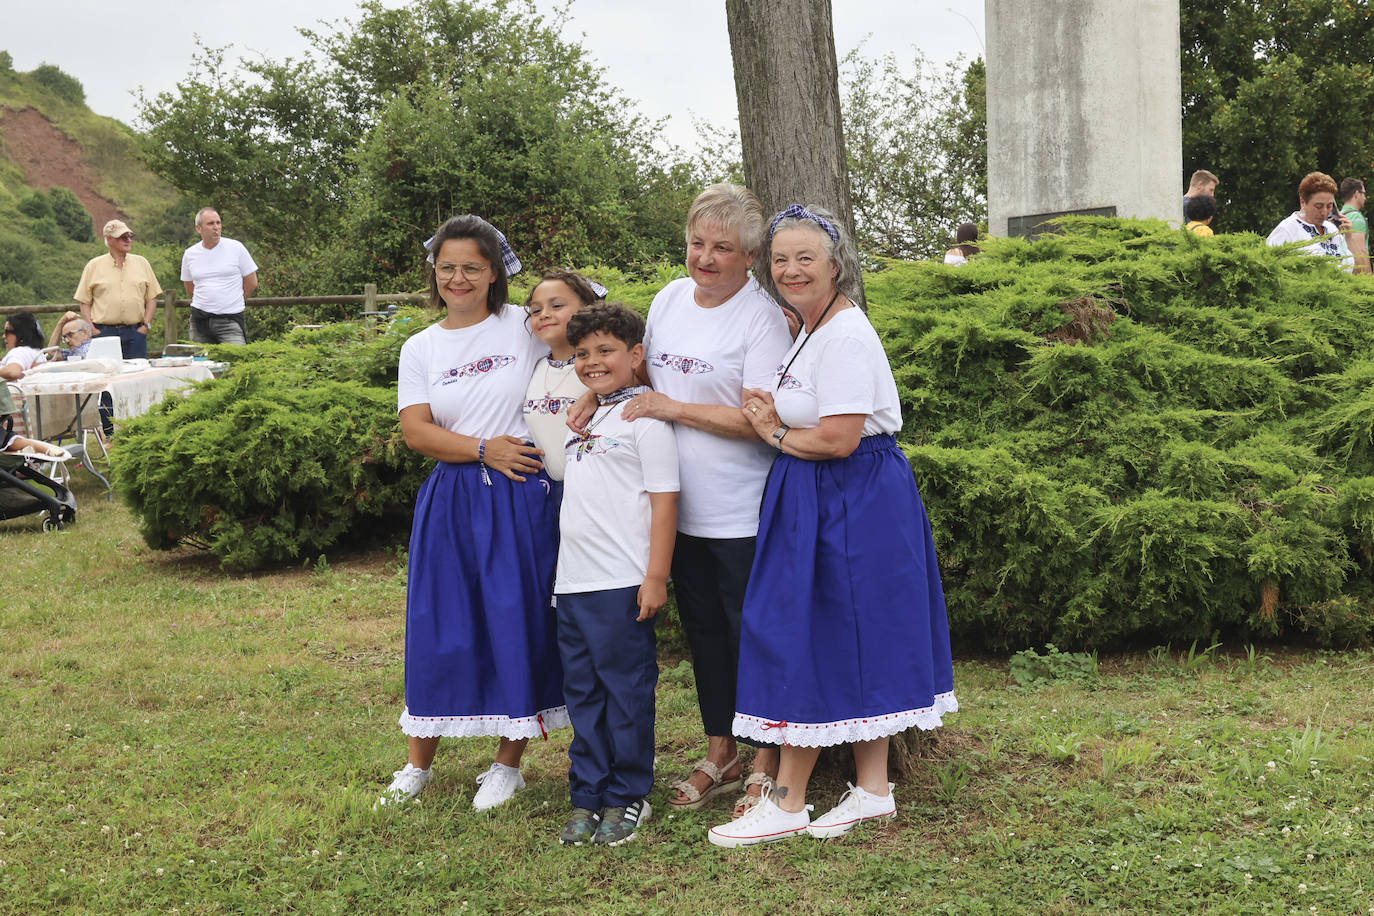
[[554, 303, 679, 847]]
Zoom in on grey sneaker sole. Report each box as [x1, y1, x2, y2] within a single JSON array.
[[807, 810, 896, 839]]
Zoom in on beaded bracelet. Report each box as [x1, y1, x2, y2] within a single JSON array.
[[477, 438, 492, 486]]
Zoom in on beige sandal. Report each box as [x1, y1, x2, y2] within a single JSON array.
[[732, 771, 777, 819], [669, 755, 743, 809]]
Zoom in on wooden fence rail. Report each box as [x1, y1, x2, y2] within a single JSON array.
[[1, 284, 428, 343]]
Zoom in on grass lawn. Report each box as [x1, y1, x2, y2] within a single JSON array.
[[4, 473, 1374, 914]]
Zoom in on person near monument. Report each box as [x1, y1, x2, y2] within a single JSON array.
[[181, 208, 259, 345], [1266, 171, 1354, 270], [1339, 178, 1369, 274], [1184, 195, 1216, 236], [74, 220, 163, 359], [944, 222, 980, 265], [1182, 169, 1218, 218]]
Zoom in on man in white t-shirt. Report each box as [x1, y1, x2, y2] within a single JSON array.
[[180, 208, 259, 345]]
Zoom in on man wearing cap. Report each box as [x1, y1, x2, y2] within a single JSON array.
[[74, 219, 164, 359], [180, 207, 258, 345]]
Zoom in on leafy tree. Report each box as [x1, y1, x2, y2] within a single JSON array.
[[0, 235, 37, 287], [17, 192, 53, 222], [29, 63, 85, 104], [843, 51, 986, 259], [1182, 0, 1374, 233], [48, 187, 93, 242], [138, 0, 694, 293], [0, 51, 13, 74]]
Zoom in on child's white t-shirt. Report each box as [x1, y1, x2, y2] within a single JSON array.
[[643, 276, 791, 538], [397, 306, 547, 440], [523, 358, 586, 481], [773, 306, 902, 436], [555, 402, 680, 593]]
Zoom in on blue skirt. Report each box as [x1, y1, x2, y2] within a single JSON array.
[[399, 461, 569, 739], [733, 435, 957, 747]]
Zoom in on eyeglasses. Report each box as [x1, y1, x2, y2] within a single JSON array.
[[3, 327, 14, 335], [62, 330, 86, 342], [112, 233, 134, 241], [435, 263, 490, 281]]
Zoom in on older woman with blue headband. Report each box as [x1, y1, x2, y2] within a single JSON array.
[[707, 204, 958, 848], [380, 214, 568, 812]]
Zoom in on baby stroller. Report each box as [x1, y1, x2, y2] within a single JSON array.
[[0, 392, 77, 531], [0, 449, 77, 530]]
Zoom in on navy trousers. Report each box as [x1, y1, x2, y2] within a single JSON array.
[[557, 585, 657, 810]]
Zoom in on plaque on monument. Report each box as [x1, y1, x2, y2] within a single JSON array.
[[1007, 206, 1119, 239]]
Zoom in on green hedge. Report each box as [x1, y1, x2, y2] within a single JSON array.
[[113, 221, 1374, 647], [870, 217, 1374, 649], [112, 317, 431, 570]]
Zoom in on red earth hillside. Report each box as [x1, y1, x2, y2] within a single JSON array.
[[0, 105, 124, 235]]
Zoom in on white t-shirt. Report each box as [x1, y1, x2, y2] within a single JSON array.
[[523, 358, 586, 482], [773, 306, 902, 437], [944, 252, 968, 266], [555, 403, 680, 593], [643, 276, 792, 538], [397, 306, 548, 440], [180, 238, 259, 314], [1, 347, 46, 373], [1266, 212, 1354, 270]]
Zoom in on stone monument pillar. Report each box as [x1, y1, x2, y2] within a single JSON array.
[[986, 0, 1182, 237]]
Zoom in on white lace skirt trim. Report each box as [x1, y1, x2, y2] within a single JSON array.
[[399, 705, 571, 739], [731, 692, 959, 748]]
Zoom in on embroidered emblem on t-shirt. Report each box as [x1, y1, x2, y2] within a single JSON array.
[[565, 433, 622, 462], [525, 395, 577, 415], [773, 363, 802, 390], [651, 352, 714, 375], [435, 354, 515, 386]]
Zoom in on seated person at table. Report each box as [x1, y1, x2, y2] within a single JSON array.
[[2, 312, 48, 380], [46, 312, 95, 360]]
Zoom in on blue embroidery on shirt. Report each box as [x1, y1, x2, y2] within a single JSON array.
[[651, 352, 714, 375], [435, 354, 515, 386], [526, 395, 577, 415]]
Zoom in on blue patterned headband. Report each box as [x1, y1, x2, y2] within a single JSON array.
[[424, 218, 523, 276], [768, 204, 840, 244]]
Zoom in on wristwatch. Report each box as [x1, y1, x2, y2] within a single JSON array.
[[771, 425, 790, 449]]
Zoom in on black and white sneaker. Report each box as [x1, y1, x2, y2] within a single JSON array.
[[592, 799, 651, 846]]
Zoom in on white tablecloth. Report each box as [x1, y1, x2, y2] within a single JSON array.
[[14, 363, 216, 440]]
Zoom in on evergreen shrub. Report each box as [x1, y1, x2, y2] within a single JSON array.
[[872, 217, 1374, 649], [112, 315, 433, 570], [114, 220, 1374, 649]]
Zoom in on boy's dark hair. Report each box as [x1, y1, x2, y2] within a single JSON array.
[[1184, 194, 1216, 223], [566, 302, 645, 349]]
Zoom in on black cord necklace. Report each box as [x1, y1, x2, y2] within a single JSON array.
[[775, 288, 842, 391]]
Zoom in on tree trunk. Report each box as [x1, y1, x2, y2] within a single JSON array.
[[726, 0, 864, 306]]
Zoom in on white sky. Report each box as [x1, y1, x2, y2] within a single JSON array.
[[5, 0, 984, 152]]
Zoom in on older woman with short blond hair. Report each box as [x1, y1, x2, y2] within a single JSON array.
[[574, 182, 793, 813]]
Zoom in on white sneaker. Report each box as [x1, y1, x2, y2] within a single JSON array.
[[472, 763, 525, 811], [807, 782, 897, 839], [707, 788, 811, 848], [375, 763, 433, 808]]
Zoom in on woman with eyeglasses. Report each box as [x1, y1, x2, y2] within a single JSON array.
[[1, 312, 47, 380], [378, 215, 567, 813]]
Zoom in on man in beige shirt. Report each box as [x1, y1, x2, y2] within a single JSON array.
[[74, 219, 163, 359]]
